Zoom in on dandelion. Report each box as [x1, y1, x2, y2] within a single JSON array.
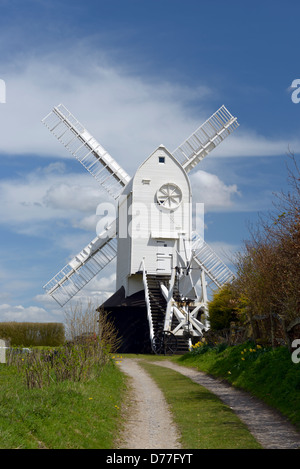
[[241, 357, 245, 361], [89, 397, 93, 400]]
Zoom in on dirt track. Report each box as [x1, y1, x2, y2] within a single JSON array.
[[117, 358, 300, 450], [116, 358, 181, 449]]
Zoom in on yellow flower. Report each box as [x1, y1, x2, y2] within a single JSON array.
[[89, 397, 93, 400], [241, 351, 244, 354], [241, 357, 245, 361], [228, 371, 231, 374], [257, 344, 262, 349]]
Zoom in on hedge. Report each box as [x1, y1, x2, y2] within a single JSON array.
[[0, 322, 65, 347]]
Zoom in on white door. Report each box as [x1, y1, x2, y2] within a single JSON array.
[[156, 240, 174, 273]]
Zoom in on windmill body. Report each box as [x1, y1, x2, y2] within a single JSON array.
[[117, 145, 191, 297], [42, 104, 239, 353]]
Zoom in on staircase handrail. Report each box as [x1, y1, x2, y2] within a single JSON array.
[[141, 259, 154, 344]]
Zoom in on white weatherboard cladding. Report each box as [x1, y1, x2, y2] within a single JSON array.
[[116, 184, 133, 294], [116, 146, 191, 295], [116, 146, 191, 296]]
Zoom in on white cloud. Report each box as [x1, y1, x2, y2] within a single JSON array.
[[1, 42, 294, 180], [43, 182, 104, 213], [190, 170, 241, 210], [211, 129, 300, 158], [0, 162, 107, 234], [0, 303, 50, 322], [0, 46, 212, 174]]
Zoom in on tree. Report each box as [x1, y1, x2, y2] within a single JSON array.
[[208, 284, 239, 330], [234, 151, 300, 347]]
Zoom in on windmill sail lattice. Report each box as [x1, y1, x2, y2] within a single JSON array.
[[43, 222, 117, 307], [191, 231, 235, 288], [42, 104, 131, 199], [173, 105, 238, 173]]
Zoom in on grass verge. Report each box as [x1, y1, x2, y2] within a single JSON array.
[[0, 359, 126, 449], [177, 342, 300, 430], [139, 360, 262, 449]]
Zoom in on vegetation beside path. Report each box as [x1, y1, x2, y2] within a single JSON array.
[[176, 341, 300, 431], [1, 340, 299, 449], [0, 358, 126, 449], [139, 360, 262, 449]]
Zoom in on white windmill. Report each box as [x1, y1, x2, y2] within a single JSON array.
[[42, 104, 239, 353]]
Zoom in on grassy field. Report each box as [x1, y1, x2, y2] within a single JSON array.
[[0, 358, 126, 449]]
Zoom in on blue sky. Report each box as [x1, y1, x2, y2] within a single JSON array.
[[0, 0, 299, 323]]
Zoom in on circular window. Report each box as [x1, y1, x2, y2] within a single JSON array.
[[156, 183, 182, 210]]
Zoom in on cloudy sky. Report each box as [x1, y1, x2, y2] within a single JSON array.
[[0, 0, 299, 323]]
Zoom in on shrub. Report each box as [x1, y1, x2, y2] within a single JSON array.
[[208, 285, 239, 331], [10, 340, 109, 389], [64, 301, 122, 353]]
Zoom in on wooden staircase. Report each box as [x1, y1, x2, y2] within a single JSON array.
[[146, 274, 190, 354]]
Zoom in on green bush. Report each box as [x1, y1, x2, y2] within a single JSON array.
[[208, 285, 239, 330]]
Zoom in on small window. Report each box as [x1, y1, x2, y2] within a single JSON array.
[[159, 156, 165, 163]]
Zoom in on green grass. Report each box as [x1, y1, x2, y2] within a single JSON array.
[[139, 360, 262, 449], [0, 360, 126, 449], [177, 342, 300, 430], [2, 344, 299, 449]]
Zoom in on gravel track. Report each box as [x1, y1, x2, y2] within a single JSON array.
[[116, 358, 300, 450], [116, 358, 182, 449]]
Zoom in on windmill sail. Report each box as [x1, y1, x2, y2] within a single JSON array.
[[43, 221, 117, 307], [42, 104, 131, 199], [173, 105, 239, 173], [191, 231, 235, 288]]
